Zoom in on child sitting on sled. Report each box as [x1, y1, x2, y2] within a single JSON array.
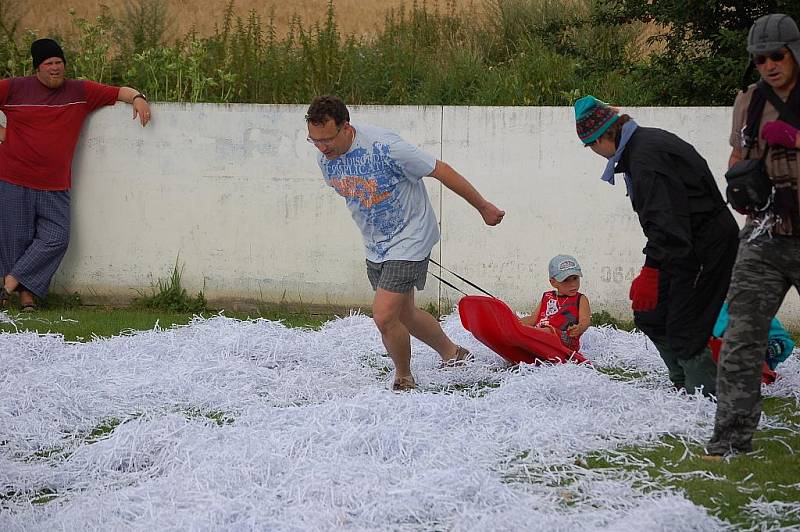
[[520, 254, 591, 351]]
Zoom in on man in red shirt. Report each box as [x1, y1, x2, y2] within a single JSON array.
[[0, 38, 152, 310]]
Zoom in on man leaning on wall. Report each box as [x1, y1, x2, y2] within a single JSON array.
[[707, 14, 800, 457], [0, 38, 152, 311]]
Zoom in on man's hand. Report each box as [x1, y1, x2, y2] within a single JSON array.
[[629, 266, 659, 312], [761, 120, 799, 149], [132, 98, 151, 127], [479, 201, 505, 226]]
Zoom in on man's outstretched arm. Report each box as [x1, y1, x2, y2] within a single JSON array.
[[429, 160, 505, 226]]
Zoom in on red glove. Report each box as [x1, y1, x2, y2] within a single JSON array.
[[761, 120, 800, 149], [629, 266, 659, 312]]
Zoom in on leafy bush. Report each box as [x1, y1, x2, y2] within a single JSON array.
[[612, 0, 800, 105], [0, 0, 652, 105], [8, 0, 795, 105]]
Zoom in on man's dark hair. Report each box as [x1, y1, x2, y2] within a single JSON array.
[[305, 95, 349, 126]]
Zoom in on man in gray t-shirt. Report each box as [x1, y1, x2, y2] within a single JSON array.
[[306, 95, 505, 391]]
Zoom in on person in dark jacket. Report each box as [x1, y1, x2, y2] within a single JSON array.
[[574, 95, 739, 395]]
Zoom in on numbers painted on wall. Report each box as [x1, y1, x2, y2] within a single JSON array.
[[600, 266, 638, 283]]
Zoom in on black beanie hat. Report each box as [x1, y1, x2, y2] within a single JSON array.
[[31, 38, 66, 69]]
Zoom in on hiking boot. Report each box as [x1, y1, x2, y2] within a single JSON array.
[[703, 441, 753, 460], [439, 345, 473, 369]]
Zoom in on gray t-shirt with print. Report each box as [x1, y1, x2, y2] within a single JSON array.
[[317, 123, 439, 262]]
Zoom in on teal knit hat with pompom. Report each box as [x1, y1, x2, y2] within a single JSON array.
[[574, 95, 619, 145]]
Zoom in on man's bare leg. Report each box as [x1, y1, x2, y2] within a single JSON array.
[[372, 288, 414, 384], [399, 299, 460, 362]]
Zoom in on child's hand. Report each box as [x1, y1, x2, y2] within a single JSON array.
[[567, 324, 581, 337], [538, 324, 558, 336]]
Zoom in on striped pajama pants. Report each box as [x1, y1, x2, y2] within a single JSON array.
[[0, 180, 70, 299]]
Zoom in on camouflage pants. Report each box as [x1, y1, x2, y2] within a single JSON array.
[[708, 234, 800, 455]]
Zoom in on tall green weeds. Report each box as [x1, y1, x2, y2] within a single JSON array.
[[0, 0, 656, 105], [134, 261, 207, 313]]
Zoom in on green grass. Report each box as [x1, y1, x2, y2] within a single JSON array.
[[596, 366, 650, 382], [0, 308, 199, 341], [591, 310, 635, 331], [0, 306, 331, 341], [583, 397, 800, 528]]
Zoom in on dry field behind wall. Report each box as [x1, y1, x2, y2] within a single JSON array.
[[19, 0, 482, 39]]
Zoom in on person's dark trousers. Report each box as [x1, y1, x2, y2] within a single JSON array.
[[634, 209, 739, 395], [640, 333, 717, 393], [0, 180, 71, 299], [708, 234, 800, 455]]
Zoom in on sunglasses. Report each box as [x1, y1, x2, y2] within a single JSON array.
[[753, 50, 787, 65]]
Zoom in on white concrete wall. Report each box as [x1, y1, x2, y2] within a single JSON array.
[[47, 103, 800, 326]]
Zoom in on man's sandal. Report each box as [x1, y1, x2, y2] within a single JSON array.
[[439, 345, 473, 369], [392, 375, 417, 392]]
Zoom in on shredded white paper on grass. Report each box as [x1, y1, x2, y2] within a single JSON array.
[[1, 310, 798, 530]]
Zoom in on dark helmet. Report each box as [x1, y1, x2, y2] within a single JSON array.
[[747, 14, 800, 63]]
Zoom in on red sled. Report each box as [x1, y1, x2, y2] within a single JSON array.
[[708, 337, 777, 385], [457, 295, 589, 365]]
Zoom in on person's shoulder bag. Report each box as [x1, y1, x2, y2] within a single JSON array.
[[724, 82, 799, 215]]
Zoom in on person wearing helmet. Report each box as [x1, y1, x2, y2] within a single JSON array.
[[708, 14, 800, 457]]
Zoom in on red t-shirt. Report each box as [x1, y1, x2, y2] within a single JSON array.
[[0, 76, 119, 190], [534, 290, 583, 351]]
